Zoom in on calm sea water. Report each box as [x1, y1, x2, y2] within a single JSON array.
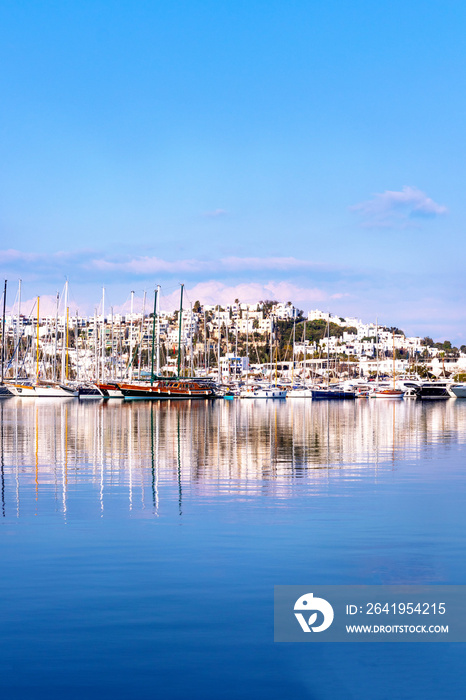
[[0, 397, 465, 699]]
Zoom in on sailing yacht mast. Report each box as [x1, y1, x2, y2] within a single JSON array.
[[326, 318, 330, 387], [61, 280, 68, 383], [303, 320, 307, 386], [15, 280, 21, 380], [138, 290, 146, 380], [376, 317, 379, 384], [177, 284, 184, 378], [246, 307, 249, 391], [217, 305, 221, 383], [111, 307, 114, 380], [156, 285, 160, 376], [75, 310, 79, 382], [150, 286, 157, 387], [53, 292, 59, 382], [36, 296, 40, 383], [94, 309, 98, 380], [189, 303, 194, 377], [269, 315, 273, 383], [203, 308, 207, 375], [101, 287, 105, 382], [1, 281, 7, 385], [66, 305, 69, 381], [129, 290, 134, 380], [392, 331, 396, 390]]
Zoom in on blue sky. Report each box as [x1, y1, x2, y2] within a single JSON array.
[[1, 1, 465, 341]]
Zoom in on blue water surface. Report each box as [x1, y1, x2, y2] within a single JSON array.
[[0, 397, 465, 699]]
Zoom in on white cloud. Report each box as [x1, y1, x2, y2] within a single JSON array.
[[6, 294, 80, 318], [91, 256, 207, 275], [330, 292, 350, 299], [1, 247, 330, 280], [220, 256, 321, 271], [89, 255, 322, 276], [0, 249, 42, 264], [202, 208, 228, 218], [351, 186, 447, 227], [151, 281, 329, 312]]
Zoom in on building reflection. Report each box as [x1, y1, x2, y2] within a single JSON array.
[[1, 397, 466, 516]]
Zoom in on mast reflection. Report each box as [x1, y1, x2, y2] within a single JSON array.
[[0, 397, 465, 516]]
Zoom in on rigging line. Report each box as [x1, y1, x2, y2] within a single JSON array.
[[8, 285, 20, 315], [8, 298, 38, 370]]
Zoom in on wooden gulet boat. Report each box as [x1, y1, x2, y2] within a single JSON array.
[[118, 285, 217, 400], [119, 379, 216, 399]]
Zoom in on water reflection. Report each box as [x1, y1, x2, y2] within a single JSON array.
[[1, 397, 466, 517]]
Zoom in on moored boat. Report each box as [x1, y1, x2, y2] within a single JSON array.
[[78, 383, 104, 399], [120, 379, 217, 399], [286, 386, 313, 398], [8, 383, 37, 397], [311, 388, 356, 399], [34, 382, 78, 398], [450, 383, 466, 398], [239, 386, 286, 399], [371, 388, 405, 399], [417, 381, 451, 400], [96, 382, 124, 398]]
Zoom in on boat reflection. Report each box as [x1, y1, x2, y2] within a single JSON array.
[[1, 398, 466, 517]]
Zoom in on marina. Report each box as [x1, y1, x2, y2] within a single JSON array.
[[2, 280, 466, 404], [1, 283, 465, 404]]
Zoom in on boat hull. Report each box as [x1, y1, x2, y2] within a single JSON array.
[[240, 388, 286, 399], [371, 390, 404, 399], [78, 384, 104, 399], [311, 390, 355, 399], [34, 384, 78, 397], [418, 386, 450, 400], [120, 381, 216, 400], [286, 389, 313, 398], [96, 383, 124, 398], [8, 384, 36, 397]]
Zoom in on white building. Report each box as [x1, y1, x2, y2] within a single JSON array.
[[220, 353, 249, 377]]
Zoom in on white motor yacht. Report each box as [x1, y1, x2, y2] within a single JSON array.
[[449, 383, 466, 398], [240, 386, 287, 399], [417, 381, 451, 400], [286, 385, 313, 398]]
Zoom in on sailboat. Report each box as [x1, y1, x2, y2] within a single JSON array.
[[371, 331, 404, 399], [286, 316, 313, 397], [118, 285, 218, 400], [0, 280, 13, 397], [241, 316, 286, 398], [311, 319, 355, 399], [35, 288, 78, 397]]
